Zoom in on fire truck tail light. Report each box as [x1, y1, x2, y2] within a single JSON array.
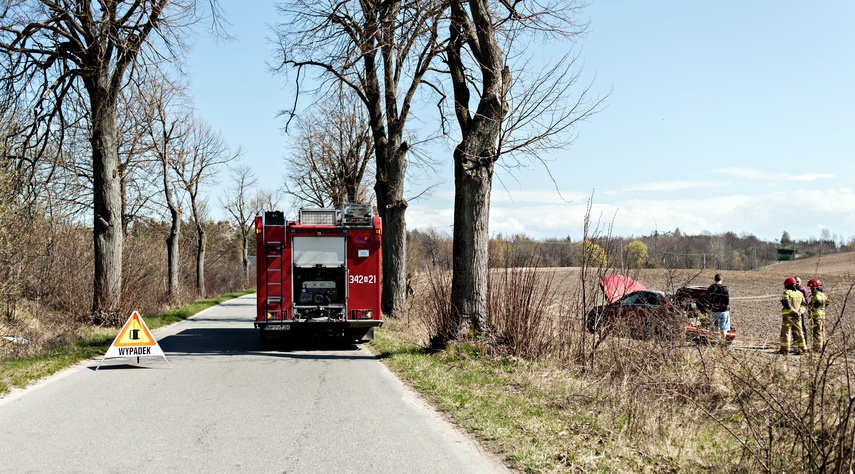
[[255, 216, 263, 234], [351, 310, 374, 320], [266, 310, 288, 320]]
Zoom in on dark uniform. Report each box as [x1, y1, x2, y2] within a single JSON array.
[[707, 275, 730, 342]]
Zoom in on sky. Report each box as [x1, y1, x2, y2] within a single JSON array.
[[187, 1, 855, 244]]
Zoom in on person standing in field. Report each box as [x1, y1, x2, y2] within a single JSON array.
[[707, 273, 730, 344], [780, 276, 807, 355], [807, 278, 829, 352], [794, 277, 811, 345], [794, 277, 810, 301]]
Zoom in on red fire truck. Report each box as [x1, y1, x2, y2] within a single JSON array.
[[255, 203, 383, 346]]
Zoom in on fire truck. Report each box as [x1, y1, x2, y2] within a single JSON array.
[[255, 203, 383, 346]]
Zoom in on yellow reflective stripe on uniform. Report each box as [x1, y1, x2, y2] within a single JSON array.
[[782, 289, 805, 316]]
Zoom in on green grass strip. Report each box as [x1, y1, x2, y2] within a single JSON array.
[[368, 328, 727, 473], [0, 290, 254, 397]]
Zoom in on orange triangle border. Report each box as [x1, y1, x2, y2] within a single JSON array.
[[111, 311, 157, 347]]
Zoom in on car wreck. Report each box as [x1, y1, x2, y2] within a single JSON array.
[[586, 275, 737, 343]]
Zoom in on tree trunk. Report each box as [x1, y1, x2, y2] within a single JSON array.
[[166, 206, 181, 301], [90, 85, 124, 325], [196, 223, 206, 298], [448, 0, 511, 337], [374, 136, 408, 318], [451, 144, 493, 336], [241, 229, 249, 282]]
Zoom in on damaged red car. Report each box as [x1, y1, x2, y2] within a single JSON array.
[[586, 275, 737, 343]]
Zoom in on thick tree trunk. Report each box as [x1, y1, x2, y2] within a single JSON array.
[[451, 144, 493, 336], [448, 0, 511, 337], [374, 151, 408, 318], [90, 89, 124, 325]]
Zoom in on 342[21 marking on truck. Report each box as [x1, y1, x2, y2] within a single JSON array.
[[255, 203, 383, 347]]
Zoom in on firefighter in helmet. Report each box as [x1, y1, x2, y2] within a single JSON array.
[[779, 276, 807, 355], [807, 278, 829, 352]]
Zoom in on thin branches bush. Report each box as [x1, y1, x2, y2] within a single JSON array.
[[416, 268, 455, 351], [699, 279, 855, 473], [488, 246, 559, 359]]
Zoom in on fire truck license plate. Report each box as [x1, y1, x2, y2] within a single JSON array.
[[268, 325, 290, 331]]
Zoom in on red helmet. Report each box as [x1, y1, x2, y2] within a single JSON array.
[[808, 278, 822, 288], [784, 276, 796, 287]]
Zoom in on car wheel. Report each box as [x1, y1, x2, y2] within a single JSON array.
[[586, 309, 599, 333]]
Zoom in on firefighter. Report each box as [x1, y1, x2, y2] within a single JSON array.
[[779, 276, 807, 355], [794, 276, 811, 343], [807, 278, 829, 352]]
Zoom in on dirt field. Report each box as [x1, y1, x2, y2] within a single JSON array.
[[541, 251, 855, 351], [729, 251, 854, 349]]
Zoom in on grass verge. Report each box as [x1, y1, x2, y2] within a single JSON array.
[[368, 323, 741, 473], [0, 290, 254, 397]]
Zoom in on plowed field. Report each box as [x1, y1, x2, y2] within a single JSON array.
[[550, 251, 855, 351]]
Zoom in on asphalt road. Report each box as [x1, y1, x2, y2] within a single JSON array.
[[0, 294, 509, 473]]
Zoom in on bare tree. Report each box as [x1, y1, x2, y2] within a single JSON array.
[[496, 54, 604, 176], [172, 116, 238, 298], [0, 153, 30, 320], [0, 0, 217, 324], [253, 189, 283, 214], [136, 73, 192, 302], [284, 87, 375, 208], [221, 164, 259, 282], [273, 0, 447, 317], [117, 77, 164, 236], [445, 1, 590, 337], [446, 0, 510, 337]]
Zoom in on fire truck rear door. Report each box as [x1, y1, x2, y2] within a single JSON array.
[[292, 237, 346, 267]]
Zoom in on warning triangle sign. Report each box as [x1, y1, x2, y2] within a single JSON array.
[[113, 311, 156, 347], [98, 311, 170, 369]]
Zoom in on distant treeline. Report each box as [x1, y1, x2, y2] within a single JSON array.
[[408, 228, 849, 271]]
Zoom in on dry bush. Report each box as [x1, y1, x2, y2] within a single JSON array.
[[487, 249, 562, 359], [408, 227, 453, 271], [0, 216, 250, 360], [202, 221, 251, 296], [577, 276, 855, 472], [122, 229, 170, 317], [406, 227, 455, 350], [0, 169, 28, 322], [0, 299, 81, 358], [413, 268, 455, 351], [25, 220, 94, 323], [698, 280, 855, 473], [402, 210, 855, 471]]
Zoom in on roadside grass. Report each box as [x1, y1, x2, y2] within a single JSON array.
[[370, 320, 742, 473], [0, 290, 254, 397]]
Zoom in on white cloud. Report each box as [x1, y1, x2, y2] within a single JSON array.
[[489, 188, 587, 204], [716, 167, 835, 182], [619, 180, 716, 193], [407, 187, 855, 243]]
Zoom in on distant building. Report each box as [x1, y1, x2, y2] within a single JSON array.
[[777, 248, 797, 261]]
